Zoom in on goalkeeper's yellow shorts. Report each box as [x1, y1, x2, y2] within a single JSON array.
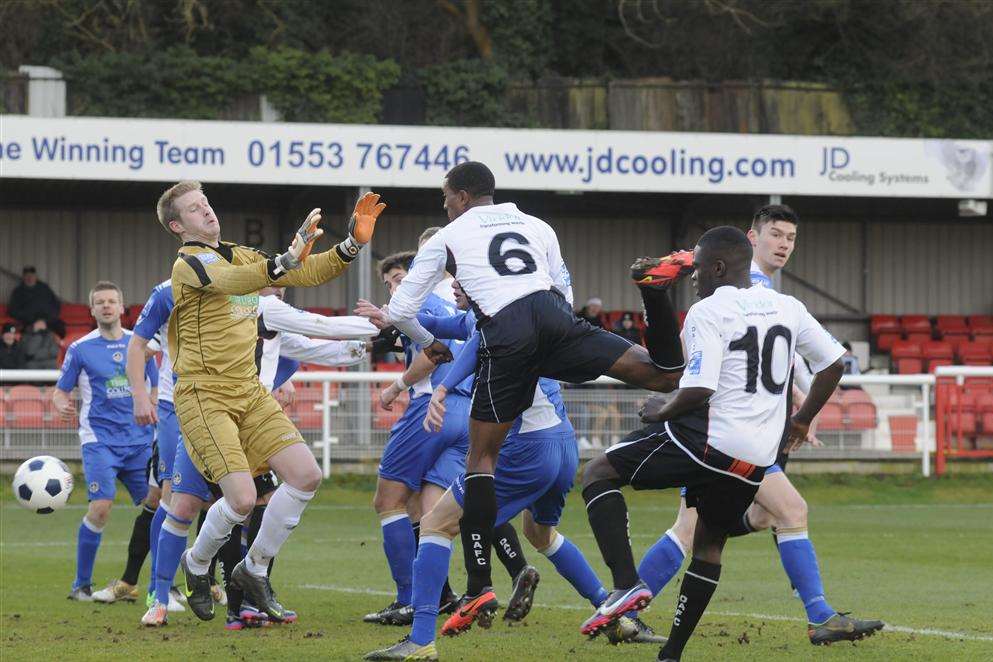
[[173, 379, 303, 483]]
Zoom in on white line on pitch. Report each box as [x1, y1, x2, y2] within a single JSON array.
[[298, 583, 993, 643]]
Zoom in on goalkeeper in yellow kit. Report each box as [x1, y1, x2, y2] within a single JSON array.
[[154, 180, 386, 623]]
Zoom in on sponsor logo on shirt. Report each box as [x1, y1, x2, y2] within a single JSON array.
[[195, 253, 220, 266], [227, 294, 259, 320], [112, 351, 123, 363], [688, 350, 703, 375], [105, 372, 132, 399]]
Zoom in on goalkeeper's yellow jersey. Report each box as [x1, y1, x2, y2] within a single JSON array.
[[168, 240, 351, 382]]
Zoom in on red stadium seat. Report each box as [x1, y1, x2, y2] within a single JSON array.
[[936, 315, 968, 332], [963, 377, 993, 395], [374, 362, 405, 372], [888, 415, 917, 451], [891, 340, 922, 374], [922, 341, 954, 373], [62, 303, 92, 325], [870, 314, 899, 335], [7, 384, 44, 401], [876, 332, 901, 353], [904, 332, 932, 345], [972, 324, 993, 342], [305, 307, 336, 317], [978, 394, 993, 434], [8, 399, 46, 428], [816, 402, 844, 431], [959, 341, 993, 366], [900, 315, 932, 336], [846, 402, 877, 430], [969, 315, 993, 328]]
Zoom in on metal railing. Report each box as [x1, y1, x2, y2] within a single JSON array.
[[1, 369, 953, 476]]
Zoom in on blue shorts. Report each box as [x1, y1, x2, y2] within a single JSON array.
[[379, 394, 470, 492], [679, 462, 782, 497], [453, 423, 578, 526], [171, 440, 213, 502], [156, 401, 180, 481], [81, 442, 152, 504]]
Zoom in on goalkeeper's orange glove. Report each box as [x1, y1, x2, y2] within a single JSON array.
[[347, 192, 387, 245]]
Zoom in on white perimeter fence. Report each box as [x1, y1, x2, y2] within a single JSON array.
[[10, 369, 993, 478]]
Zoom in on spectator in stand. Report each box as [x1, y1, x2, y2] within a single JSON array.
[[577, 297, 604, 328], [1, 322, 26, 369], [840, 341, 862, 390], [21, 318, 60, 369], [613, 311, 642, 345], [8, 266, 65, 337]]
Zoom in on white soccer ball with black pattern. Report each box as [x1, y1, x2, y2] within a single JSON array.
[[12, 455, 74, 514]]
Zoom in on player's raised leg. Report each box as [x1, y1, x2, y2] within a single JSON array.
[[602, 252, 693, 392]]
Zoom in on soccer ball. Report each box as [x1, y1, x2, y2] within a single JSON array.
[[12, 455, 74, 514]]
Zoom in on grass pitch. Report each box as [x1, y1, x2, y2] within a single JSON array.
[[2, 474, 991, 661]]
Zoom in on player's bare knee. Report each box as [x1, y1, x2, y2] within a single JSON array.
[[421, 509, 458, 539], [227, 490, 257, 517], [672, 513, 696, 551], [779, 494, 808, 529], [581, 454, 619, 490], [144, 489, 161, 510], [87, 500, 112, 527], [373, 492, 406, 515], [746, 505, 774, 531], [295, 463, 322, 493], [523, 521, 555, 550], [170, 495, 200, 522]]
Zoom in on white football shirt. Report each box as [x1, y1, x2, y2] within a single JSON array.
[[669, 285, 843, 467], [387, 203, 573, 345]]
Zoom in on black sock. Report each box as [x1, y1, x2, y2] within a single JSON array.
[[217, 524, 243, 589], [727, 511, 755, 538], [493, 522, 528, 580], [121, 505, 155, 585], [247, 504, 266, 547], [583, 480, 639, 589], [661, 559, 722, 660], [639, 286, 684, 370], [460, 472, 497, 595]]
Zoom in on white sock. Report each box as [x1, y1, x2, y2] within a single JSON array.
[[187, 498, 247, 574], [245, 483, 314, 576]]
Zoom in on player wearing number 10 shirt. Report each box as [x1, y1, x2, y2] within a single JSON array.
[[580, 226, 847, 661], [385, 161, 688, 629]]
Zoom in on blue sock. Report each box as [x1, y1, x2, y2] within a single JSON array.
[[74, 516, 103, 589], [147, 504, 168, 594], [777, 530, 835, 624], [409, 536, 453, 646], [154, 515, 190, 605], [381, 513, 416, 605], [542, 533, 608, 607], [639, 529, 686, 596]]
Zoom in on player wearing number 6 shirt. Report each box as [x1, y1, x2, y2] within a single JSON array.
[[579, 226, 846, 661], [384, 161, 689, 627], [154, 179, 385, 626]]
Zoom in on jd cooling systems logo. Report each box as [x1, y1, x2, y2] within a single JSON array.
[[818, 146, 930, 188]]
